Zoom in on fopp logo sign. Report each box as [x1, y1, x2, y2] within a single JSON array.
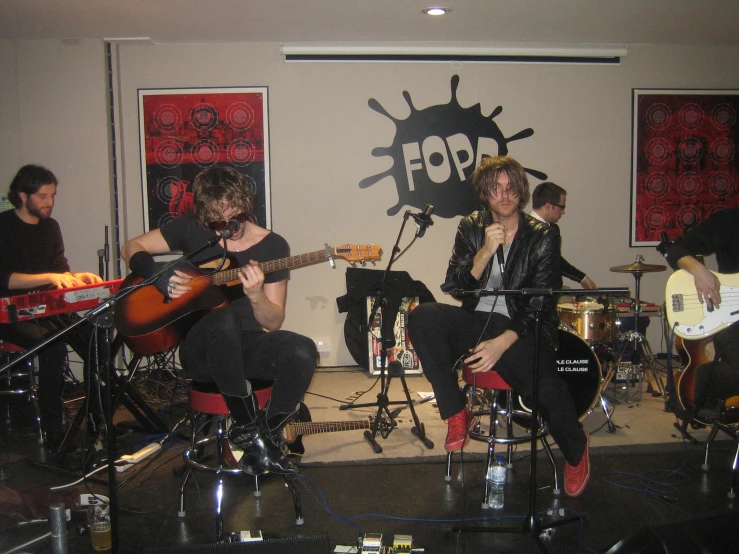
[[360, 75, 546, 218]]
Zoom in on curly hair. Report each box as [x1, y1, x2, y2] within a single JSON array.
[[192, 166, 256, 229], [8, 164, 58, 208], [470, 156, 530, 209]]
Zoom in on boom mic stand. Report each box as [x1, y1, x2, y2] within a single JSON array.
[[448, 285, 627, 551], [339, 206, 435, 454], [0, 231, 230, 554]]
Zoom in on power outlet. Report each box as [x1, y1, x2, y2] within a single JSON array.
[[314, 338, 331, 354]]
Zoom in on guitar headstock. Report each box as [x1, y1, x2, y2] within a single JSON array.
[[332, 244, 382, 265]]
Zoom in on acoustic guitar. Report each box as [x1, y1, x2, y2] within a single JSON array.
[[114, 244, 381, 355], [664, 269, 739, 339]]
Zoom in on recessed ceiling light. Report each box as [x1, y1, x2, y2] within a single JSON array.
[[423, 7, 450, 16]]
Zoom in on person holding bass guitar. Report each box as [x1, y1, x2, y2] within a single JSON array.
[[665, 206, 739, 425], [121, 166, 317, 476]]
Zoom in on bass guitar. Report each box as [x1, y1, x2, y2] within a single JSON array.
[[664, 269, 739, 339], [675, 336, 715, 424], [114, 244, 381, 355]]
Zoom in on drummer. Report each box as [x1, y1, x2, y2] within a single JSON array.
[[530, 182, 597, 290]]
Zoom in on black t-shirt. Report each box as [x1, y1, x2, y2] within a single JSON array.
[[159, 215, 290, 330], [666, 208, 739, 274], [0, 209, 70, 296]]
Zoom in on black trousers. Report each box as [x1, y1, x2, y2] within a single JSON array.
[[408, 302, 586, 466], [692, 321, 739, 410], [0, 316, 96, 433], [179, 308, 317, 418]]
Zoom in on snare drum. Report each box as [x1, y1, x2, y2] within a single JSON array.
[[557, 300, 612, 343], [514, 329, 602, 428]]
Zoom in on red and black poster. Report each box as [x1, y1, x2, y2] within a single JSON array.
[[138, 87, 270, 231], [631, 89, 739, 246]]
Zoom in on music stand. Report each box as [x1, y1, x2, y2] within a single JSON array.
[[339, 209, 434, 454], [449, 286, 627, 550]]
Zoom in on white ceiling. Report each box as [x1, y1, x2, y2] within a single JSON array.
[[0, 0, 738, 46]]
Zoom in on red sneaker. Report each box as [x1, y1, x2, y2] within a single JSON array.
[[445, 407, 472, 452], [564, 430, 590, 497]]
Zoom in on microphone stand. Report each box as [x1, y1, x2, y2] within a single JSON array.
[[339, 209, 434, 453], [0, 231, 227, 554], [449, 285, 627, 550]]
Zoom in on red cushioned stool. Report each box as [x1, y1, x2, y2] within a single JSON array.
[[0, 340, 43, 443], [445, 365, 560, 504], [177, 382, 303, 541]]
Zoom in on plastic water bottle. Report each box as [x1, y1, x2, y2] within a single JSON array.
[[486, 454, 506, 509]]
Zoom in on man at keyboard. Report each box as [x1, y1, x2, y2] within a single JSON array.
[[0, 164, 102, 450]]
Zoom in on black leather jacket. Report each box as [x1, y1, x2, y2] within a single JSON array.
[[445, 210, 562, 347]]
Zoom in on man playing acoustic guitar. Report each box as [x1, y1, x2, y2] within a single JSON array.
[[666, 207, 739, 425], [121, 166, 317, 475]]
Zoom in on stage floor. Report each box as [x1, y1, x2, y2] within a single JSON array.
[[1, 364, 739, 553]]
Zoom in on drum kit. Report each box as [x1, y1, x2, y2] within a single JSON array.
[[551, 255, 667, 431]]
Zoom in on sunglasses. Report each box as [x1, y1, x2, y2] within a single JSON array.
[[208, 212, 248, 232]]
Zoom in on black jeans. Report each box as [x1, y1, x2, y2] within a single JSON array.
[[692, 322, 739, 410], [179, 308, 317, 418], [0, 316, 95, 433], [408, 302, 586, 466]]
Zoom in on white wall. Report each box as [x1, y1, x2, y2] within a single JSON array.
[[3, 39, 739, 366]]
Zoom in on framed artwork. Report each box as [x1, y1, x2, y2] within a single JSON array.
[[631, 89, 739, 246], [138, 87, 270, 231], [366, 296, 423, 376]]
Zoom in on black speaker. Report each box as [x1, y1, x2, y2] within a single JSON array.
[[142, 534, 331, 554], [605, 511, 739, 553]]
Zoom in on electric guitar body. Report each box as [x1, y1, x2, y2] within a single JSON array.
[[665, 269, 739, 339]]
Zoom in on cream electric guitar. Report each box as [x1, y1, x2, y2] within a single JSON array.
[[664, 269, 739, 339]]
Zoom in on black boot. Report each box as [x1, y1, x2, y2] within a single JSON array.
[[223, 394, 297, 475], [266, 403, 301, 455]]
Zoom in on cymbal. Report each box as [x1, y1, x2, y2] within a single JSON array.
[[610, 261, 667, 274]]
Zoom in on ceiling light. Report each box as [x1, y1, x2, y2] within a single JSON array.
[[423, 8, 450, 16]]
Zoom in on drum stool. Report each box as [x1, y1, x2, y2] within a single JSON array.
[[445, 365, 561, 503], [701, 397, 739, 499], [0, 340, 43, 442], [177, 383, 303, 541]]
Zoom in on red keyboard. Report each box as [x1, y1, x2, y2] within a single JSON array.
[[0, 279, 123, 323]]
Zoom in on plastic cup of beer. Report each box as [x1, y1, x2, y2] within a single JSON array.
[[87, 505, 111, 551]]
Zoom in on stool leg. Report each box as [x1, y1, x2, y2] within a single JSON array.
[[253, 475, 261, 498], [444, 452, 454, 482], [540, 435, 561, 496], [702, 424, 720, 471], [215, 421, 227, 541], [178, 411, 200, 518], [178, 469, 192, 517], [504, 391, 514, 468], [729, 437, 739, 500], [283, 475, 304, 526]]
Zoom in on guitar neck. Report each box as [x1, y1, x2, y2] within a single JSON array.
[[212, 248, 333, 286], [290, 420, 371, 437]]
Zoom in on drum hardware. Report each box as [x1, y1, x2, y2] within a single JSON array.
[[609, 255, 667, 402]]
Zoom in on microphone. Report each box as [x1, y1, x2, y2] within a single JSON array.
[[497, 245, 505, 277], [412, 204, 434, 238], [220, 219, 241, 240]]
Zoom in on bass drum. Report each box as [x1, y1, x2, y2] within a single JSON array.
[[514, 329, 602, 428]]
